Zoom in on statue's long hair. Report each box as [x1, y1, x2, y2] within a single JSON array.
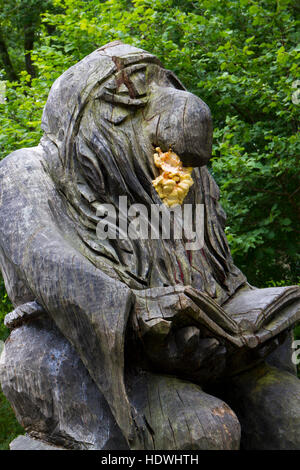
[[41, 45, 246, 303]]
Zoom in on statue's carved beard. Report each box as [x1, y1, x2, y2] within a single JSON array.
[[76, 110, 156, 207], [65, 105, 245, 300], [70, 110, 178, 288]]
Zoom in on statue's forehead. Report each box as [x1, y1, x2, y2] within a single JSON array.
[[98, 41, 149, 56], [96, 40, 162, 65], [42, 43, 168, 137], [70, 50, 162, 90]]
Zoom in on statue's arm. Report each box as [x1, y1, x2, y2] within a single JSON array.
[[0, 148, 133, 322], [0, 150, 198, 361], [0, 148, 135, 440]]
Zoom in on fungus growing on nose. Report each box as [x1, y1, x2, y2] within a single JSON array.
[[152, 147, 194, 207]]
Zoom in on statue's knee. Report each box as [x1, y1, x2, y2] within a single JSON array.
[[223, 363, 300, 449], [136, 374, 241, 450], [0, 318, 128, 450]]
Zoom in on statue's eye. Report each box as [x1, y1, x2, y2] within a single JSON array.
[[99, 65, 148, 108], [127, 71, 147, 97], [117, 83, 130, 95], [115, 72, 146, 99], [94, 64, 148, 125], [101, 90, 147, 108]]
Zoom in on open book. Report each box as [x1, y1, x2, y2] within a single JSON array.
[[5, 285, 300, 351], [184, 285, 300, 349]]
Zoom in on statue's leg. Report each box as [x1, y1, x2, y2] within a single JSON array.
[[0, 317, 128, 450], [220, 362, 300, 450], [266, 330, 297, 375], [128, 372, 241, 450]]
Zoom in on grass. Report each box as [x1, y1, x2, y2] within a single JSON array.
[[0, 389, 24, 450], [0, 280, 24, 450]]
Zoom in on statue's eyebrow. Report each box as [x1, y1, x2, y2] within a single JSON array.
[[117, 63, 147, 77]]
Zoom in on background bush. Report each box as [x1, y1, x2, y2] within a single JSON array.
[[0, 0, 299, 448], [0, 280, 24, 449]]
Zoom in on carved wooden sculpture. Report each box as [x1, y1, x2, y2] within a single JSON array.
[[0, 41, 299, 450]]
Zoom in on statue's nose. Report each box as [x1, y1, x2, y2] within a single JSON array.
[[144, 87, 213, 167]]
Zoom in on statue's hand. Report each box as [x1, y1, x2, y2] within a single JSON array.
[[131, 286, 225, 378]]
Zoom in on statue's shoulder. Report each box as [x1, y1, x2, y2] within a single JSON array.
[[0, 145, 46, 180]]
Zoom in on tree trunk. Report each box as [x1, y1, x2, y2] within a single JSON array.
[[24, 26, 36, 79], [0, 28, 17, 81]]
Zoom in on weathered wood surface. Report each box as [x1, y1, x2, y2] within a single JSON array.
[[219, 363, 300, 450], [0, 315, 240, 450], [0, 317, 128, 450], [0, 41, 299, 450], [127, 372, 241, 450], [267, 330, 297, 375], [10, 435, 64, 451]]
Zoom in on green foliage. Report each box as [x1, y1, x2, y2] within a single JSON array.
[[0, 390, 24, 450], [0, 74, 44, 156], [0, 279, 25, 449], [0, 0, 299, 447], [0, 278, 11, 342], [294, 322, 300, 378], [0, 0, 299, 285], [295, 324, 300, 341], [0, 0, 57, 78]]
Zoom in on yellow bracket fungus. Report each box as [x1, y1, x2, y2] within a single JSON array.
[[152, 147, 194, 207]]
